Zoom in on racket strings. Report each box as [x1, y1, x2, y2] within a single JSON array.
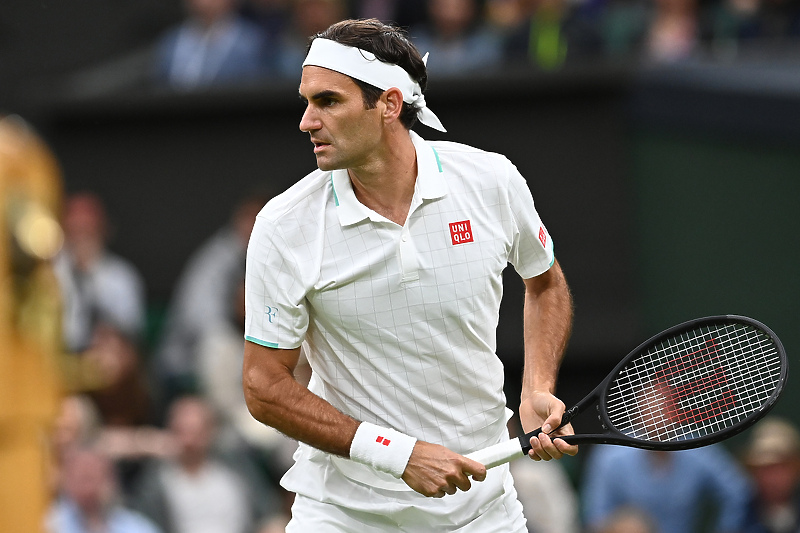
[[605, 323, 782, 443]]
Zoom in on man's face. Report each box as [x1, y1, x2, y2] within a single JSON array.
[[298, 66, 384, 171]]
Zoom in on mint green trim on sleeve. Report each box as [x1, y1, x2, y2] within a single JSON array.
[[431, 147, 443, 173], [245, 336, 279, 349]]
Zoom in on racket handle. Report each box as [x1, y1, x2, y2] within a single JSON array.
[[465, 438, 525, 469], [517, 405, 580, 454]]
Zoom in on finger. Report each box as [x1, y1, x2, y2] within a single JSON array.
[[538, 431, 564, 460], [553, 437, 579, 457], [454, 475, 472, 493], [541, 411, 564, 435], [463, 458, 487, 482], [528, 432, 557, 461]]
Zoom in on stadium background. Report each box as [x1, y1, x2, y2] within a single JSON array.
[[3, 0, 798, 481]]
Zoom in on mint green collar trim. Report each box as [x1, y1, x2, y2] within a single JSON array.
[[329, 173, 339, 206], [431, 147, 443, 173]]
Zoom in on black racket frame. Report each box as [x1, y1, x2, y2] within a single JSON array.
[[518, 315, 788, 453]]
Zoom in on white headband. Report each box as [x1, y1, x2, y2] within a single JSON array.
[[302, 38, 446, 132]]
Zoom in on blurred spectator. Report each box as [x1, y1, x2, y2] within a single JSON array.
[[83, 323, 154, 428], [510, 457, 581, 533], [51, 393, 173, 499], [497, 0, 581, 70], [709, 0, 764, 56], [708, 0, 800, 58], [582, 444, 758, 533], [409, 0, 504, 76], [274, 0, 347, 79], [130, 396, 283, 533], [154, 193, 268, 409], [240, 0, 291, 41], [52, 395, 102, 459], [599, 0, 650, 59], [644, 0, 701, 62], [742, 416, 800, 533], [152, 0, 272, 90], [46, 446, 162, 533], [50, 395, 103, 495], [54, 192, 146, 354]]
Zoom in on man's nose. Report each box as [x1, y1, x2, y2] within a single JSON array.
[[299, 105, 320, 133]]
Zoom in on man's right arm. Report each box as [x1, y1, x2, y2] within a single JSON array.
[[242, 340, 359, 457], [241, 340, 486, 497]]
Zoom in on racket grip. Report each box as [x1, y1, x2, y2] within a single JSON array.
[[465, 439, 525, 469]]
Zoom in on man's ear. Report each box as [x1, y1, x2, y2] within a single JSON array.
[[381, 87, 404, 124]]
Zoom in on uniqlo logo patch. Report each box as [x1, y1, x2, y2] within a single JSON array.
[[538, 226, 547, 248], [376, 436, 391, 446], [449, 220, 474, 245]]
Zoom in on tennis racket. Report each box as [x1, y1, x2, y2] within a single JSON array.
[[467, 315, 788, 469]]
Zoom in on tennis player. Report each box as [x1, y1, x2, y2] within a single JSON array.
[[242, 18, 577, 532]]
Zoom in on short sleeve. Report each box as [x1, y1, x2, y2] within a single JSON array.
[[506, 161, 555, 279], [244, 214, 309, 349]]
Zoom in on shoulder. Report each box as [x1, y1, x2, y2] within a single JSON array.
[[427, 139, 514, 172], [425, 138, 520, 192], [249, 169, 331, 253], [256, 168, 330, 224]]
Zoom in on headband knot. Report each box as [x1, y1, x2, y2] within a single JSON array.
[[303, 38, 446, 132]]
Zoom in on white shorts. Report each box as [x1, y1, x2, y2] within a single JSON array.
[[284, 464, 527, 533]]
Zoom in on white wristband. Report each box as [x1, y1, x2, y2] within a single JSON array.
[[349, 422, 417, 478]]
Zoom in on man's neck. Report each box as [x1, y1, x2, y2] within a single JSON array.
[[348, 131, 418, 226]]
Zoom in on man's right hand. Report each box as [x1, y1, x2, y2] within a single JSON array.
[[401, 441, 487, 497]]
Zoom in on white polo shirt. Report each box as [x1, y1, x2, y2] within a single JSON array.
[[244, 131, 554, 500]]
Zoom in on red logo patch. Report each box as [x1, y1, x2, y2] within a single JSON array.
[[538, 226, 547, 248], [449, 220, 474, 245], [376, 436, 391, 446]]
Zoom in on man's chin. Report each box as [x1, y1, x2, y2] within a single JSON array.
[[316, 158, 342, 172]]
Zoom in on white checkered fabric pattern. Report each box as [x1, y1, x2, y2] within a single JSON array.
[[244, 132, 554, 456]]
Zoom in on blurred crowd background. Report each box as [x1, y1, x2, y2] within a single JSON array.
[[4, 0, 800, 102], [2, 0, 800, 532]]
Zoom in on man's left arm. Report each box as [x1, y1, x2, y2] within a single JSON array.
[[519, 259, 579, 460]]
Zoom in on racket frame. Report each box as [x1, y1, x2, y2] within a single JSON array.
[[518, 314, 788, 453]]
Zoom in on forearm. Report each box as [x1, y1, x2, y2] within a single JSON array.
[[243, 342, 425, 482], [242, 343, 359, 457], [521, 260, 573, 397]]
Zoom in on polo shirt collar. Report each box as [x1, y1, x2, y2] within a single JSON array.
[[331, 131, 447, 227]]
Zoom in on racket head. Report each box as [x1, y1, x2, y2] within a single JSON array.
[[582, 315, 787, 451]]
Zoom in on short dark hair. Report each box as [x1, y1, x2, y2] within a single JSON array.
[[307, 19, 427, 130]]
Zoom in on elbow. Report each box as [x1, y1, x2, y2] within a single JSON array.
[[242, 363, 289, 425]]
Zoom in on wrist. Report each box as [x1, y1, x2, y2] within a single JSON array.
[[349, 422, 417, 478]]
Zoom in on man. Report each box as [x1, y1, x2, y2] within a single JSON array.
[[130, 396, 281, 533], [242, 18, 577, 531], [48, 447, 162, 533]]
